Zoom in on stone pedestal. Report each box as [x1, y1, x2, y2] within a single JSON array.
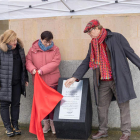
[[54, 78, 92, 139]]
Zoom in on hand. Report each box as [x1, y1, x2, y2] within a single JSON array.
[[32, 69, 36, 75], [25, 82, 29, 87], [64, 77, 77, 88], [38, 70, 42, 75]]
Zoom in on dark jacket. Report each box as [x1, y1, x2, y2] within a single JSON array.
[[73, 29, 140, 105], [0, 38, 29, 102]]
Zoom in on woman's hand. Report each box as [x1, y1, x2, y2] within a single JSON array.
[[25, 82, 29, 87], [32, 69, 36, 75], [64, 77, 77, 88], [38, 70, 42, 75]]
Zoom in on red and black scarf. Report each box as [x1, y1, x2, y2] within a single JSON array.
[[89, 28, 112, 80]]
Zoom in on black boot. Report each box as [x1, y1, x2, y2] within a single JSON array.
[[5, 126, 15, 137], [13, 125, 21, 135]]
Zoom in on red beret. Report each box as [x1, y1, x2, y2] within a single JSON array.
[[84, 19, 100, 33]]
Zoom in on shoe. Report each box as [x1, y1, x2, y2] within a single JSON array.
[[92, 132, 108, 139], [13, 125, 21, 135], [50, 120, 56, 134], [119, 134, 130, 140], [5, 126, 15, 137], [43, 120, 50, 133]]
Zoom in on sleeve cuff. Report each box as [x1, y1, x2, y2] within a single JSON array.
[[75, 79, 79, 82]]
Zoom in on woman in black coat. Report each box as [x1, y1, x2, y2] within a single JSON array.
[[0, 30, 29, 137]]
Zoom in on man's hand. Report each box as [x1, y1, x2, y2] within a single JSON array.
[[25, 82, 29, 87], [64, 77, 77, 88], [32, 69, 36, 75]]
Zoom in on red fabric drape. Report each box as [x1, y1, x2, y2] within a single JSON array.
[[29, 72, 63, 140]]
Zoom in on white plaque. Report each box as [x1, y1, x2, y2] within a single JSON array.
[[59, 80, 83, 120]]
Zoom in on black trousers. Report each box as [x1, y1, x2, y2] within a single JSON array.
[[0, 82, 21, 128]]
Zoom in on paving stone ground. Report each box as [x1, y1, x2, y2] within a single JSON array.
[[0, 126, 140, 140]]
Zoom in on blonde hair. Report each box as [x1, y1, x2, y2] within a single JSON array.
[[0, 30, 17, 52]]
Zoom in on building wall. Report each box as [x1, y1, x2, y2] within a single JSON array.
[[0, 20, 9, 35], [7, 14, 140, 128]]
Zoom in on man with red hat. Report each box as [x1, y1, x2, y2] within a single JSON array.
[[65, 19, 140, 140]]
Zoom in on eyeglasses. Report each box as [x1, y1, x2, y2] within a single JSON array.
[[44, 40, 52, 45], [87, 28, 93, 33], [47, 41, 52, 44]]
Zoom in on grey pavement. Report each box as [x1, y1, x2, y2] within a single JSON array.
[[0, 125, 140, 140]]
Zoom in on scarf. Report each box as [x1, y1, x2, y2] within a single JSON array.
[[38, 39, 54, 51], [7, 44, 12, 50], [89, 28, 112, 80]]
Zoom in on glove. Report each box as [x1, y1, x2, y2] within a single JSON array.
[[32, 69, 36, 75], [38, 70, 42, 75]]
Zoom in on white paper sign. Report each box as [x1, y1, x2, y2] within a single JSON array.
[[59, 80, 83, 120]]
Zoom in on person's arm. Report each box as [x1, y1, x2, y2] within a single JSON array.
[[65, 45, 91, 88], [120, 34, 140, 69], [22, 48, 29, 82], [72, 45, 91, 80], [25, 68, 29, 87], [26, 47, 37, 74], [25, 67, 29, 82], [39, 47, 61, 75]]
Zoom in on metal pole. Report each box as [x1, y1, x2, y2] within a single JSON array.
[[30, 0, 60, 8], [0, 0, 60, 14], [76, 2, 114, 12], [60, 0, 74, 12], [0, 3, 23, 7], [120, 1, 140, 5], [34, 7, 69, 12]]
